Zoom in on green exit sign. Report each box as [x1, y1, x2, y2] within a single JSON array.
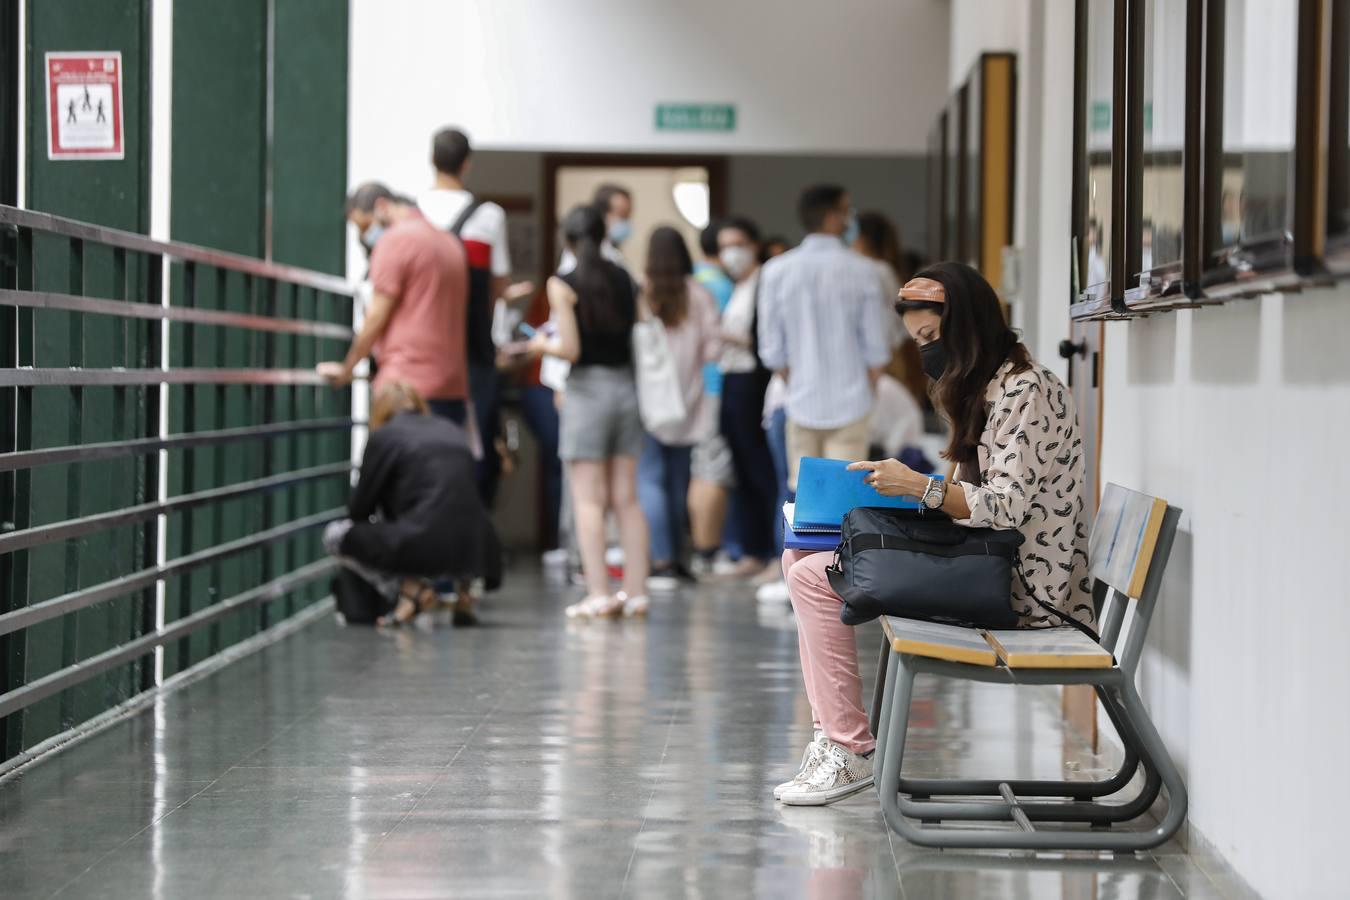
[[655, 103, 736, 132]]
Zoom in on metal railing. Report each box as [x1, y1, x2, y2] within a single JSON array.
[[0, 205, 355, 760]]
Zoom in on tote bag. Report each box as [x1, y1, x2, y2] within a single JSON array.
[[631, 316, 686, 433]]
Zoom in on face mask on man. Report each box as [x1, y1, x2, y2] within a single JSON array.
[[841, 212, 860, 247], [719, 245, 755, 280], [608, 219, 633, 246], [920, 339, 949, 382], [361, 223, 386, 249]]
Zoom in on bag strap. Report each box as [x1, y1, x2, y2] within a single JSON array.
[[1013, 555, 1102, 643], [846, 533, 1018, 560], [747, 270, 771, 377], [449, 195, 485, 237]]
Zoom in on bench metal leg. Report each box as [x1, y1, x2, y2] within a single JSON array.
[[872, 640, 901, 762], [876, 653, 1188, 851], [868, 636, 890, 737]]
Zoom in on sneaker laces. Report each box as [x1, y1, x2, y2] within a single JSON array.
[[806, 744, 851, 788], [795, 738, 826, 780]]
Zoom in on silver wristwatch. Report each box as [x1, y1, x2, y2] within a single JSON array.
[[921, 477, 946, 511]]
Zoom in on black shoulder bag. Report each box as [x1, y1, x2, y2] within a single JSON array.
[[826, 506, 1101, 641], [826, 507, 1023, 628]]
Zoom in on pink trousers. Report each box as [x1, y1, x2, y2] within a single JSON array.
[[782, 550, 875, 754]]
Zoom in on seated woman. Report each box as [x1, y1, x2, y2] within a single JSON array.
[[776, 261, 1094, 807], [325, 381, 491, 626]]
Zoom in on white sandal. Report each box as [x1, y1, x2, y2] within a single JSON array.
[[617, 591, 649, 618], [564, 594, 624, 619]]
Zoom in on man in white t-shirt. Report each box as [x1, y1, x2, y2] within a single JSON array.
[[419, 127, 531, 508]]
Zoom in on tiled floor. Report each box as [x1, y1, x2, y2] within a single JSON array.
[[0, 567, 1231, 899]]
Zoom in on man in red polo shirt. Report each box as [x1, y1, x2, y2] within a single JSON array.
[[320, 182, 469, 425]]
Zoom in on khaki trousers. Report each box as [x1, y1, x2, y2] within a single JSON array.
[[785, 413, 872, 491]]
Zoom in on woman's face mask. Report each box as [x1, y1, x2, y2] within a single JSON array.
[[919, 339, 949, 382], [361, 222, 386, 249], [607, 219, 633, 246], [719, 245, 755, 280]]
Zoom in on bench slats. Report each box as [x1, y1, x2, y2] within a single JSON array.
[[880, 616, 999, 667], [983, 628, 1114, 669]]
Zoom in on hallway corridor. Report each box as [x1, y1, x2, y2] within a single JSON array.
[[0, 570, 1230, 899]]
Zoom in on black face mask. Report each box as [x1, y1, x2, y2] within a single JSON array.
[[920, 339, 949, 382]]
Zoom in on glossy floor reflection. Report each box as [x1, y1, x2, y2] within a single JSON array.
[[0, 567, 1229, 899]]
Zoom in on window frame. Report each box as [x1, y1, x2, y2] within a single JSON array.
[[1198, 0, 1319, 300], [1071, 0, 1131, 320], [1123, 0, 1207, 312]]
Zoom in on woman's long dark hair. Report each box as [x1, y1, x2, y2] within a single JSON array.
[[908, 261, 1031, 467], [644, 226, 693, 327], [561, 204, 624, 331]]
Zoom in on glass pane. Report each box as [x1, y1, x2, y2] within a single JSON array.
[[1216, 0, 1297, 255], [1139, 0, 1186, 280], [966, 68, 982, 270], [1330, 2, 1350, 244], [946, 97, 961, 261], [1081, 0, 1114, 301], [928, 117, 945, 261]]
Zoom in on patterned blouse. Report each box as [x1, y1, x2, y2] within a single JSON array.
[[952, 360, 1095, 628]]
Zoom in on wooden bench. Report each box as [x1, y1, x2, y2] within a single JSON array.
[[869, 483, 1187, 851]]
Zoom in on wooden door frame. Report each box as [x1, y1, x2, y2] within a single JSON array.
[[539, 152, 729, 284]]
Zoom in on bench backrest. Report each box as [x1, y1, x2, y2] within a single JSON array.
[[1088, 483, 1180, 675]]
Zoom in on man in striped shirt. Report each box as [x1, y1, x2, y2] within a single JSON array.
[[756, 185, 892, 489]]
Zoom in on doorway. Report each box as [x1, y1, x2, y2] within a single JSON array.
[[541, 154, 728, 280]]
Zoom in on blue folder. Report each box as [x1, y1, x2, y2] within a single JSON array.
[[791, 457, 940, 532]]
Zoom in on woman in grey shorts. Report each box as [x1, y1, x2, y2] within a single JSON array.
[[530, 205, 650, 619]]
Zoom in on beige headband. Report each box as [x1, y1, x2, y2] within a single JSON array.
[[897, 278, 945, 303]]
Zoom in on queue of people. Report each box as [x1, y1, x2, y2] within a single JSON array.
[[316, 125, 933, 641]]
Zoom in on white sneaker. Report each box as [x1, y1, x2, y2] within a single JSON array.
[[779, 743, 874, 806], [711, 553, 742, 576], [773, 733, 827, 800], [541, 548, 569, 569], [646, 574, 679, 593], [756, 579, 791, 604]]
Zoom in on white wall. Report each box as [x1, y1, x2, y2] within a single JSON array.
[[1100, 293, 1350, 900], [951, 3, 1350, 898], [348, 0, 950, 195]]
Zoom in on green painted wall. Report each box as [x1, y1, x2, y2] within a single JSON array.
[[8, 0, 154, 757], [3, 0, 350, 756], [163, 1, 350, 679]]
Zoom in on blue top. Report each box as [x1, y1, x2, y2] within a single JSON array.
[[693, 261, 734, 397]]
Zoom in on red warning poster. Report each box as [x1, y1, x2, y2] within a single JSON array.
[[46, 51, 124, 161]]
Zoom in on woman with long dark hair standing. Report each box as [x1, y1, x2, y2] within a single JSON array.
[[531, 205, 650, 619], [774, 261, 1094, 807], [636, 227, 721, 588]]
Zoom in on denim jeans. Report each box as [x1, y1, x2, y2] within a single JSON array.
[[468, 363, 501, 508], [766, 406, 791, 555], [720, 371, 778, 561], [519, 384, 563, 550], [426, 398, 467, 427], [637, 435, 693, 566]]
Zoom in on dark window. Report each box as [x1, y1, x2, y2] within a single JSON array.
[[1208, 0, 1299, 276]]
